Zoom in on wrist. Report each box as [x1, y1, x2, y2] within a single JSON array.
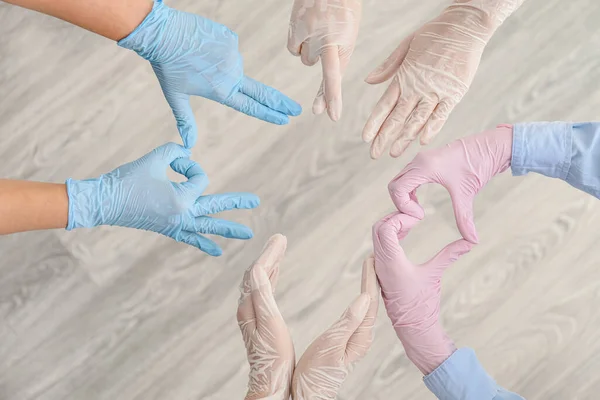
[[396, 322, 456, 375], [495, 124, 514, 168], [117, 0, 172, 61], [65, 178, 104, 230]]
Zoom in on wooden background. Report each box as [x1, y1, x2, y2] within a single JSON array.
[[1, 0, 600, 399]]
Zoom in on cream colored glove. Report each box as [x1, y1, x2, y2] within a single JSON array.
[[288, 0, 362, 121], [291, 257, 379, 399], [363, 0, 525, 159], [238, 234, 295, 400]]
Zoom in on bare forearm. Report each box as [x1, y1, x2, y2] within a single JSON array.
[[0, 180, 68, 235], [3, 0, 153, 41]]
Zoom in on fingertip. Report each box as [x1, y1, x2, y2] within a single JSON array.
[[327, 99, 341, 122], [287, 101, 303, 117], [240, 231, 254, 240], [312, 95, 326, 115]]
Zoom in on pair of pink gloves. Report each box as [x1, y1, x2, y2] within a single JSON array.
[[374, 125, 513, 374]]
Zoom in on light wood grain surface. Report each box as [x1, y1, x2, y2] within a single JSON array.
[[1, 0, 600, 399]]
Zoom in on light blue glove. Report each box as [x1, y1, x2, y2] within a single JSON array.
[[65, 143, 259, 256], [118, 0, 303, 149]]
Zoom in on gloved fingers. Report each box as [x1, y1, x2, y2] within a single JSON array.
[[448, 187, 479, 243], [312, 82, 326, 115], [178, 231, 222, 256], [370, 96, 418, 159], [170, 158, 209, 195], [300, 41, 320, 66], [365, 32, 414, 84], [372, 212, 420, 281], [250, 262, 285, 330], [331, 293, 370, 362], [149, 142, 191, 167], [362, 77, 401, 143], [238, 234, 286, 320], [419, 100, 455, 145], [287, 27, 304, 56], [225, 92, 290, 125], [320, 46, 343, 122], [424, 239, 474, 278], [240, 76, 302, 116], [166, 92, 198, 149], [390, 99, 437, 158], [388, 167, 428, 219], [193, 192, 260, 216], [251, 233, 287, 291], [192, 216, 254, 240]]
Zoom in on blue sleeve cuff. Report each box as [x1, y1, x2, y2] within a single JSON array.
[[511, 122, 573, 180], [423, 348, 499, 400], [423, 348, 524, 399]]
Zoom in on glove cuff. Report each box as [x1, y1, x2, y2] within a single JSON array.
[[117, 0, 171, 61], [65, 177, 103, 230]]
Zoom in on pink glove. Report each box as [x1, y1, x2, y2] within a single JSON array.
[[373, 212, 473, 375], [388, 125, 513, 243]]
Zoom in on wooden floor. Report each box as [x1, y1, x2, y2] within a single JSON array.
[[1, 0, 600, 399]]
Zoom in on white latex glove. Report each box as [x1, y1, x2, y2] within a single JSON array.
[[288, 0, 362, 121], [291, 257, 379, 399], [238, 234, 295, 400], [363, 0, 525, 159]]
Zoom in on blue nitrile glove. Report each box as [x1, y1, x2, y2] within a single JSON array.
[[118, 0, 302, 149], [65, 143, 259, 256]]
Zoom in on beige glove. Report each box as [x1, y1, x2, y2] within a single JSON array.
[[238, 234, 295, 400], [363, 0, 525, 159], [288, 0, 362, 121], [291, 257, 379, 399]]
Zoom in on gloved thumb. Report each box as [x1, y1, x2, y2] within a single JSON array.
[[169, 93, 198, 149], [365, 33, 414, 84], [424, 239, 474, 277], [449, 190, 479, 244]]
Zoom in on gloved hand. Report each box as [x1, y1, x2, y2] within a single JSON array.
[[372, 212, 473, 375], [238, 234, 295, 400], [287, 0, 362, 121], [363, 0, 525, 158], [291, 257, 379, 399], [66, 142, 259, 256], [119, 0, 302, 149], [388, 125, 513, 243]]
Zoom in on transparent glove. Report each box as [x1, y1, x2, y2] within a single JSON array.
[[387, 125, 513, 243], [238, 234, 295, 400], [291, 257, 379, 399], [372, 212, 473, 374], [119, 0, 302, 148], [363, 0, 524, 158], [66, 142, 259, 256], [287, 0, 362, 121]]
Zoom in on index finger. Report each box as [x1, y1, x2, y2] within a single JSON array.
[[240, 76, 302, 117], [170, 158, 209, 194], [321, 46, 342, 121], [388, 166, 427, 219]]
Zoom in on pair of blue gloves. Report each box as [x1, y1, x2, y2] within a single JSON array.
[[66, 1, 302, 255]]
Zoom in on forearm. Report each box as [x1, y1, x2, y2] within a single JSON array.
[[0, 180, 68, 234], [3, 0, 153, 41]]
